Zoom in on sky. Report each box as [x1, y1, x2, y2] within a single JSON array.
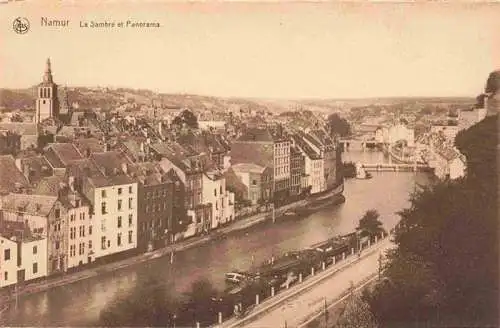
[[1, 1, 499, 99]]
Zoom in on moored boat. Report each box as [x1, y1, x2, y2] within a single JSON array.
[[225, 271, 251, 285]]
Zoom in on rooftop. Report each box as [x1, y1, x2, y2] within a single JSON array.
[[2, 193, 58, 217], [230, 141, 274, 168], [0, 155, 30, 195], [0, 122, 38, 136], [44, 143, 84, 168]]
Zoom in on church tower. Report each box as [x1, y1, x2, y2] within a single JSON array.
[[35, 58, 59, 124]]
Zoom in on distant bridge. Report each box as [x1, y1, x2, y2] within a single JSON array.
[[357, 163, 430, 172], [338, 139, 383, 149]]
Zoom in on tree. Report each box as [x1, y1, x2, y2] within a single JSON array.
[[336, 293, 378, 328], [178, 278, 220, 327], [172, 109, 198, 129], [342, 162, 357, 179], [356, 210, 385, 240], [327, 113, 351, 137], [99, 275, 177, 327]]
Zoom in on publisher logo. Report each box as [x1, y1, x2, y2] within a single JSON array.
[[13, 17, 30, 34]]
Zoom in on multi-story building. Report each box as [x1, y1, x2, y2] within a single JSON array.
[[1, 193, 66, 275], [88, 152, 139, 260], [291, 134, 324, 194], [232, 163, 266, 205], [0, 222, 48, 288], [301, 129, 339, 191], [202, 171, 235, 229], [0, 234, 18, 288], [231, 128, 291, 202], [289, 146, 304, 196], [273, 134, 291, 201], [35, 176, 94, 269], [127, 162, 175, 251]]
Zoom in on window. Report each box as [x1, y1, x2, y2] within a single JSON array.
[[128, 231, 133, 244], [128, 198, 133, 209], [33, 246, 37, 254], [118, 188, 122, 195], [117, 216, 122, 228], [117, 233, 122, 246], [101, 190, 107, 198], [101, 220, 106, 232], [75, 199, 80, 207], [70, 214, 75, 222], [118, 200, 122, 211], [4, 249, 10, 261], [82, 226, 85, 237], [89, 225, 92, 235], [55, 241, 60, 250], [252, 180, 257, 186], [33, 263, 38, 274], [4, 272, 8, 281], [55, 209, 60, 218], [107, 240, 111, 248], [101, 237, 106, 250], [101, 202, 107, 214], [214, 188, 217, 196], [128, 214, 133, 227], [88, 240, 92, 249], [129, 186, 133, 194]]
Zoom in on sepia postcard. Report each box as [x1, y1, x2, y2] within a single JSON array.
[[0, 1, 498, 327]]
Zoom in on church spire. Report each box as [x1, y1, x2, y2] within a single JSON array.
[[43, 58, 53, 83]]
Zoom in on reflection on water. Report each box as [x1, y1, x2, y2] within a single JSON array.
[[4, 150, 431, 326]]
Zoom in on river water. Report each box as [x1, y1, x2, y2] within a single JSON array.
[[2, 148, 431, 326]]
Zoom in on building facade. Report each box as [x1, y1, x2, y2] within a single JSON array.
[[92, 181, 138, 259]]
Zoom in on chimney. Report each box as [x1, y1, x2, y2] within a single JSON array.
[[69, 176, 75, 192], [121, 162, 128, 174], [15, 158, 22, 172]]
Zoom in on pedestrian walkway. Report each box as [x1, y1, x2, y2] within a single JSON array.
[[218, 237, 393, 328]]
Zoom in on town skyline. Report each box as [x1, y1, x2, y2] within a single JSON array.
[[1, 2, 499, 99]]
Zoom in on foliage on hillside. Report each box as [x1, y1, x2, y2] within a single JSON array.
[[357, 115, 498, 327], [0, 89, 34, 110], [327, 113, 351, 137], [172, 109, 199, 129]]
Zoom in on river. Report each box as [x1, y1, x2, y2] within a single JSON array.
[[2, 148, 431, 326]]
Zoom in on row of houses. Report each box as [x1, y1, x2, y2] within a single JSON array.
[[416, 106, 489, 180], [227, 126, 342, 205], [0, 134, 238, 289]]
